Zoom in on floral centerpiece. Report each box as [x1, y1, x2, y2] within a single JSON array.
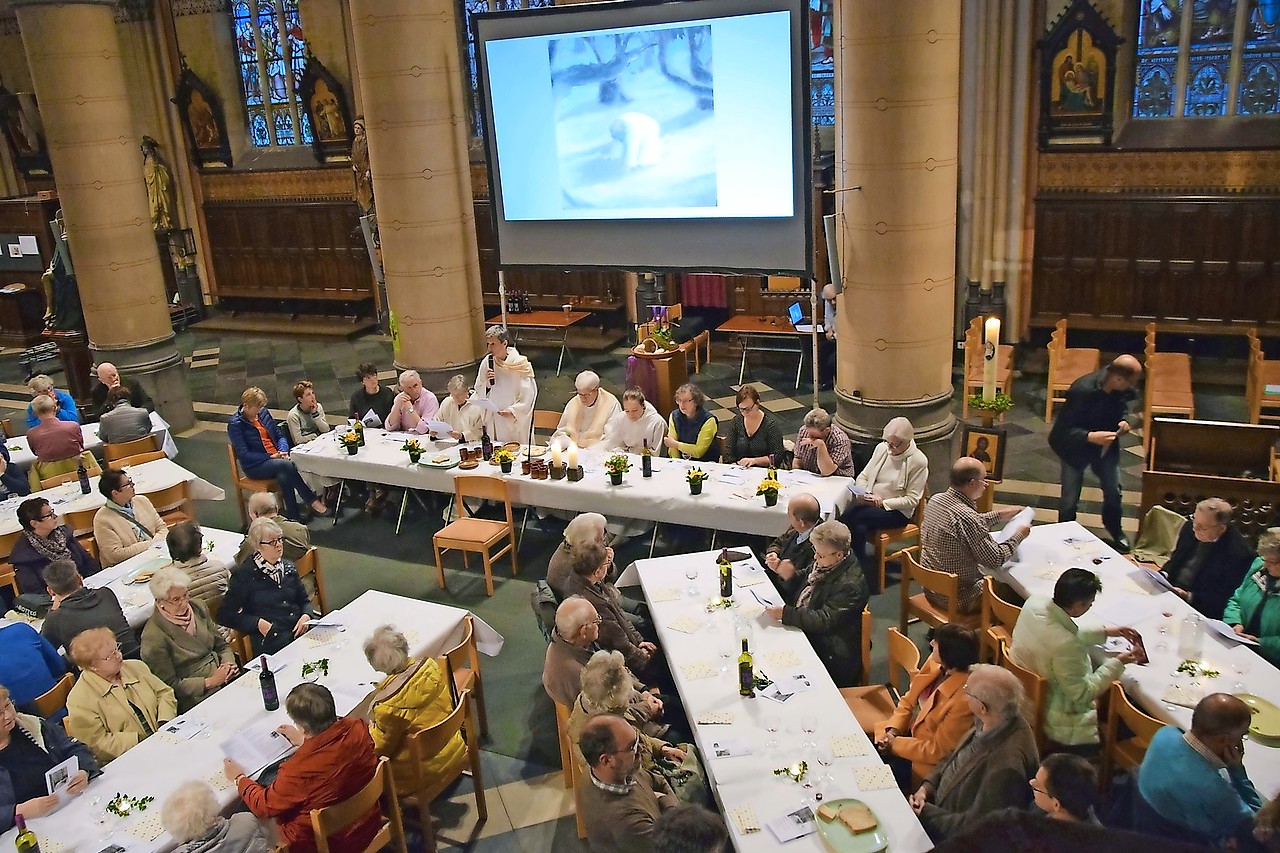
[[1176, 660, 1219, 679], [773, 761, 809, 783], [604, 454, 631, 485], [106, 793, 155, 817], [491, 446, 516, 473], [339, 431, 360, 455], [686, 466, 708, 495], [301, 658, 330, 681], [402, 439, 424, 464], [756, 474, 782, 507], [967, 392, 1015, 426]]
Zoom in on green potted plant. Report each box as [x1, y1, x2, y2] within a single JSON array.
[[604, 454, 631, 486], [492, 446, 516, 473], [967, 392, 1015, 426], [686, 466, 708, 495], [756, 474, 782, 507], [402, 438, 424, 464], [339, 431, 360, 455]]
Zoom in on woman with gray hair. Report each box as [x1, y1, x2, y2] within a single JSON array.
[[216, 518, 315, 655], [764, 519, 869, 686], [436, 374, 485, 441], [474, 325, 537, 443], [1224, 526, 1280, 666], [142, 567, 237, 712], [546, 512, 613, 597], [162, 780, 269, 853], [909, 664, 1039, 842], [840, 416, 930, 579], [362, 625, 465, 794]]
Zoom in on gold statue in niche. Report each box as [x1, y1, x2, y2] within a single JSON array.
[[311, 79, 346, 142], [141, 135, 174, 232], [351, 117, 373, 215]]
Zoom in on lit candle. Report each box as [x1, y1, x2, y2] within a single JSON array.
[[982, 316, 1000, 401], [551, 441, 562, 467], [567, 441, 579, 469]]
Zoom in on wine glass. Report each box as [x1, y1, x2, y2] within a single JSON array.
[[684, 565, 699, 598], [1232, 657, 1252, 692], [1156, 610, 1174, 652], [801, 715, 818, 750], [814, 745, 836, 786], [763, 714, 781, 751]]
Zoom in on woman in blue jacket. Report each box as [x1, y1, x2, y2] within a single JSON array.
[[227, 387, 327, 520], [0, 683, 99, 829], [0, 622, 66, 713]]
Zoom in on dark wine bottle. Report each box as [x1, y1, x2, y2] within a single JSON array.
[[259, 655, 279, 711], [641, 439, 652, 478], [481, 425, 494, 459], [77, 460, 90, 495]]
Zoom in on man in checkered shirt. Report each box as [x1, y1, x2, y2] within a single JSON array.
[[920, 457, 1030, 614]]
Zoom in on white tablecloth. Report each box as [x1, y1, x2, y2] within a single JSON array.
[[0, 590, 503, 853], [628, 549, 931, 853], [292, 429, 854, 535], [6, 412, 177, 471], [1003, 521, 1280, 797], [0, 457, 225, 537]]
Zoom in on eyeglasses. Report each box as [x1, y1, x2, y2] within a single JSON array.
[[1029, 780, 1050, 795], [97, 644, 123, 663], [162, 591, 190, 605], [260, 537, 284, 547], [119, 480, 136, 490], [36, 512, 57, 522], [610, 735, 641, 757]]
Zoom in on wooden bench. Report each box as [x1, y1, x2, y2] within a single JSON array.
[[1247, 327, 1280, 425], [962, 316, 1014, 420], [1044, 318, 1100, 422], [1143, 323, 1195, 450]]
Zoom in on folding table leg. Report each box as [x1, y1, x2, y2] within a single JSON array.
[[738, 346, 748, 386], [395, 490, 410, 535], [649, 524, 660, 558], [556, 328, 569, 376], [331, 481, 345, 527]]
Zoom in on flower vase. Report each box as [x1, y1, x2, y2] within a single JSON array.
[[500, 460, 513, 474], [408, 452, 421, 464], [764, 491, 778, 507], [689, 481, 703, 495], [610, 472, 624, 486], [345, 444, 358, 456]]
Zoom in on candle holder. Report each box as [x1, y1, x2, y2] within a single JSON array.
[[550, 462, 567, 480], [521, 459, 531, 475], [567, 465, 584, 482]]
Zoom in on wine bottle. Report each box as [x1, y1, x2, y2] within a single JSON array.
[[641, 439, 653, 478], [481, 425, 494, 459], [77, 460, 90, 495], [718, 548, 732, 599], [738, 639, 755, 698], [259, 655, 279, 711], [353, 420, 365, 447], [15, 813, 40, 853]]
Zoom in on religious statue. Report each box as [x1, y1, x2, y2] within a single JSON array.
[[141, 135, 175, 233], [311, 80, 346, 142], [352, 117, 374, 216]]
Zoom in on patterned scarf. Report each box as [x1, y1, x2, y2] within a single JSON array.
[[158, 599, 196, 635], [25, 525, 71, 563], [796, 555, 842, 609], [254, 552, 284, 586]]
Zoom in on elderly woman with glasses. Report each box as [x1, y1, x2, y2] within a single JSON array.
[[93, 467, 168, 568], [228, 386, 327, 521], [909, 664, 1040, 843], [1224, 526, 1280, 666], [840, 417, 929, 573], [161, 780, 269, 853], [0, 683, 98, 829], [217, 518, 316, 656], [141, 567, 237, 713], [362, 625, 465, 795], [9, 497, 98, 594], [66, 627, 176, 764], [765, 519, 869, 687], [722, 384, 786, 468]]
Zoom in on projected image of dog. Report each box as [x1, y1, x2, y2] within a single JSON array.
[[550, 25, 717, 211]]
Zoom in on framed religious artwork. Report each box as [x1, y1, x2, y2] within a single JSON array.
[[0, 87, 52, 178], [1037, 0, 1122, 148], [960, 423, 1007, 482], [298, 50, 354, 164], [174, 56, 232, 169]]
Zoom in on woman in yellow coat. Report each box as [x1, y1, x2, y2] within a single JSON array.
[[362, 625, 465, 792]]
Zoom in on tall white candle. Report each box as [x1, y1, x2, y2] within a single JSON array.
[[567, 441, 579, 469], [982, 316, 1000, 401], [551, 441, 562, 467]]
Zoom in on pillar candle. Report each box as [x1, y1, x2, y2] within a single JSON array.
[[551, 441, 562, 467], [982, 316, 1000, 401], [567, 441, 579, 469]]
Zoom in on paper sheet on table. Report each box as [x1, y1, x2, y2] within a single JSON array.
[[329, 681, 377, 718], [1205, 617, 1259, 645], [470, 397, 500, 414], [1136, 566, 1175, 593], [1087, 595, 1165, 629], [243, 653, 289, 675], [766, 805, 816, 843], [360, 410, 382, 427], [155, 717, 208, 743], [992, 507, 1034, 544], [425, 419, 454, 435], [220, 717, 296, 776]]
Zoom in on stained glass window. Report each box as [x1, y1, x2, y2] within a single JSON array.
[[1134, 0, 1280, 118], [231, 0, 313, 147]]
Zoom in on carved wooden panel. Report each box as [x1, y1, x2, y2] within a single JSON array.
[[1031, 193, 1280, 332]]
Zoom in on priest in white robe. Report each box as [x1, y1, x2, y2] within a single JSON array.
[[553, 370, 620, 449], [474, 326, 537, 444], [603, 387, 667, 453]]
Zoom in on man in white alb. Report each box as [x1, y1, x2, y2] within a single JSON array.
[[602, 387, 666, 454], [474, 326, 537, 444], [553, 371, 619, 449]]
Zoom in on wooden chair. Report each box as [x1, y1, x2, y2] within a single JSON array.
[[899, 551, 980, 633], [0, 563, 17, 598], [1100, 680, 1165, 794], [871, 488, 928, 593], [228, 630, 253, 666], [532, 409, 563, 444], [1246, 328, 1280, 424], [0, 418, 11, 439], [1143, 323, 1195, 450], [34, 673, 75, 718], [962, 316, 1014, 420], [142, 481, 192, 526], [433, 475, 517, 597], [1044, 318, 1101, 422], [443, 615, 488, 737], [295, 546, 329, 614], [227, 444, 280, 531], [62, 506, 98, 540], [102, 434, 160, 465], [840, 623, 921, 734], [0, 530, 23, 562], [979, 576, 1022, 664], [554, 700, 574, 789], [999, 641, 1049, 754], [403, 688, 486, 850], [108, 450, 166, 471], [34, 452, 101, 491], [309, 755, 406, 853]]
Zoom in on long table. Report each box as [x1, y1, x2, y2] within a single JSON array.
[[0, 590, 503, 853], [622, 549, 932, 853], [486, 310, 591, 376], [0, 457, 225, 538], [292, 429, 854, 535], [6, 411, 178, 471], [716, 315, 820, 390], [1003, 521, 1280, 797]]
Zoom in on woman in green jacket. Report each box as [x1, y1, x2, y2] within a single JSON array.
[[1223, 528, 1280, 667]]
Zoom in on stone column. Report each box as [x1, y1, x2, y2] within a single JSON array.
[[832, 0, 960, 453], [349, 0, 485, 390], [13, 0, 194, 430]]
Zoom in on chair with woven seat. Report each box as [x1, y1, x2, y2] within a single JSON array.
[[0, 530, 20, 563], [1044, 318, 1101, 421], [103, 434, 160, 466], [309, 755, 406, 853], [228, 630, 253, 666], [532, 409, 563, 444], [142, 481, 192, 527], [34, 673, 75, 718], [433, 475, 517, 597], [999, 640, 1049, 754], [962, 316, 1014, 420], [442, 614, 488, 737], [1100, 680, 1165, 795], [871, 487, 928, 593], [899, 551, 980, 634], [840, 617, 920, 735], [979, 576, 1022, 664], [403, 688, 486, 851], [1143, 323, 1195, 450], [1246, 328, 1280, 424], [227, 444, 281, 531]]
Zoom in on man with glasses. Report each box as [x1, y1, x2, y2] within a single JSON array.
[[920, 457, 1030, 615], [578, 714, 675, 853], [92, 467, 168, 568], [39, 558, 140, 658], [1146, 497, 1254, 620], [553, 370, 620, 449]]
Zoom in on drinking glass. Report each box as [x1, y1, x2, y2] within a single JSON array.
[[684, 565, 699, 597], [1155, 610, 1174, 652], [814, 745, 836, 785], [801, 715, 818, 750], [763, 714, 781, 751], [1232, 657, 1252, 692]]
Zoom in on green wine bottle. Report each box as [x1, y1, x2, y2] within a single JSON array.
[[641, 439, 653, 478], [718, 548, 732, 598], [15, 813, 41, 853], [738, 639, 755, 698]]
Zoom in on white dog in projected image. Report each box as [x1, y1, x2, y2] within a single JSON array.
[[608, 112, 663, 169]]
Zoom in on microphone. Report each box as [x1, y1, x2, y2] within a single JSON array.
[[526, 380, 538, 459], [486, 353, 495, 389]]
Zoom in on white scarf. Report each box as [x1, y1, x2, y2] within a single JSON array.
[[559, 388, 618, 447]]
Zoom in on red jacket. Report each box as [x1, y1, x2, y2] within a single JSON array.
[[237, 716, 381, 853]]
